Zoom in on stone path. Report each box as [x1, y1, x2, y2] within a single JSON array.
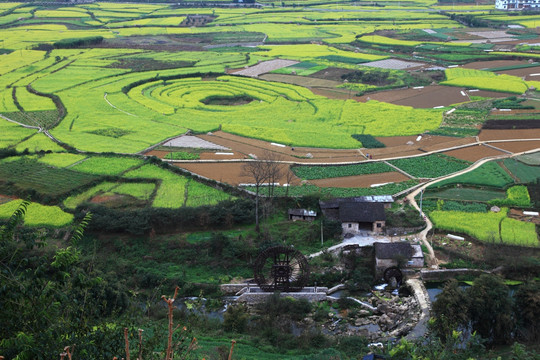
[[405, 278, 431, 340]]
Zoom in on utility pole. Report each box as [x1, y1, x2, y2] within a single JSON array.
[[320, 219, 323, 246]]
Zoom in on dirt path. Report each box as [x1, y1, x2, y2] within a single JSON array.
[[405, 147, 540, 267]]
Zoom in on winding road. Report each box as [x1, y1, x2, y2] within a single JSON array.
[[405, 147, 540, 267]]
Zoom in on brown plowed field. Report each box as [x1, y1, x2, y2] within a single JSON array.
[[0, 194, 17, 205], [468, 89, 518, 98], [376, 134, 463, 151], [357, 86, 459, 108], [419, 137, 477, 153], [175, 162, 300, 186], [357, 85, 513, 108], [488, 140, 540, 153], [495, 66, 540, 80], [147, 132, 477, 163], [308, 172, 410, 188], [362, 147, 422, 159], [479, 129, 540, 141], [197, 131, 365, 162], [259, 73, 342, 88], [462, 60, 527, 70], [310, 87, 361, 100], [443, 144, 506, 162]]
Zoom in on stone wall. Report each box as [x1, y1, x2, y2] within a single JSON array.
[[420, 268, 490, 282], [237, 289, 329, 304]]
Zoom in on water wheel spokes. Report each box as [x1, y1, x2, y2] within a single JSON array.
[[254, 245, 309, 292]]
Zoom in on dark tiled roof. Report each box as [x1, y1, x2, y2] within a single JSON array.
[[288, 209, 317, 217], [338, 202, 386, 222], [320, 196, 393, 209], [374, 242, 413, 259]]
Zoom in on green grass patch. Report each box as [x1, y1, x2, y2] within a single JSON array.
[[485, 62, 540, 72], [502, 158, 540, 183], [113, 182, 155, 200], [423, 187, 505, 202], [165, 151, 200, 160], [63, 182, 117, 209], [489, 185, 531, 208], [292, 162, 392, 180], [0, 200, 73, 227], [318, 55, 367, 64], [430, 208, 539, 247], [0, 110, 60, 129], [431, 161, 514, 189], [389, 154, 471, 178], [516, 152, 540, 166], [0, 157, 100, 198], [70, 156, 144, 175], [124, 164, 232, 208], [441, 68, 530, 94], [37, 153, 87, 168], [272, 62, 328, 76], [88, 127, 133, 138], [258, 180, 418, 198]]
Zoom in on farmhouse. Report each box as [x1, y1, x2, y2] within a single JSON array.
[[374, 242, 424, 278], [320, 197, 389, 234], [288, 209, 317, 221], [495, 0, 540, 9]]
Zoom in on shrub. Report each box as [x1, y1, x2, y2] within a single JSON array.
[[53, 36, 104, 49], [350, 134, 386, 148], [489, 185, 531, 208]]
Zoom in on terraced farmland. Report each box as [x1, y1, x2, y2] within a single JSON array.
[[0, 1, 540, 232]]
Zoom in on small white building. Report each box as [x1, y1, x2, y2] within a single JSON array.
[[288, 209, 317, 221], [496, 0, 540, 10]]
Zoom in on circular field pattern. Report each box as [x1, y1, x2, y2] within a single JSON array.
[[127, 75, 443, 149]]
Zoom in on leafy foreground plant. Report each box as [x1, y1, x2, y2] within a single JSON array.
[[58, 287, 237, 360], [0, 201, 235, 360]]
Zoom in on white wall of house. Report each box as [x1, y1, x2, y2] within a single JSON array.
[[496, 0, 540, 9], [342, 222, 360, 233]]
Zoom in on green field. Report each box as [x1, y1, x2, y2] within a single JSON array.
[[441, 68, 534, 94], [70, 156, 144, 175], [388, 154, 471, 178], [423, 187, 505, 202], [0, 157, 100, 198], [125, 164, 233, 208], [502, 158, 540, 183], [0, 200, 73, 227], [430, 208, 538, 247], [292, 162, 393, 180], [431, 161, 515, 189], [257, 180, 419, 198], [0, 2, 539, 225]]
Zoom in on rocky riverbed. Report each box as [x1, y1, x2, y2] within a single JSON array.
[[321, 286, 422, 341]]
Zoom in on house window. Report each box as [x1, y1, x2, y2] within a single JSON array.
[[348, 223, 352, 228], [376, 223, 382, 228]]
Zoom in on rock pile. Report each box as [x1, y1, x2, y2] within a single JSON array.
[[324, 287, 421, 341]]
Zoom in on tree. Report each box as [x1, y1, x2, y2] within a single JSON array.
[[467, 274, 514, 345], [431, 279, 470, 343], [0, 205, 128, 358], [242, 151, 283, 232], [514, 280, 540, 343], [285, 164, 296, 197], [242, 159, 268, 232]]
